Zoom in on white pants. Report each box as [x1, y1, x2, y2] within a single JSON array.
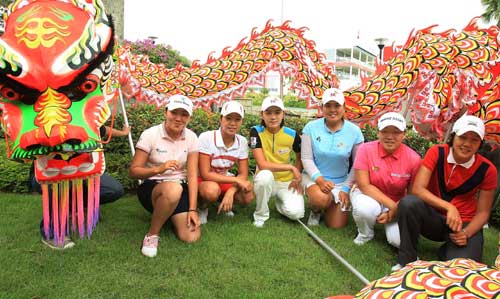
[[351, 188, 400, 248], [253, 170, 305, 223]]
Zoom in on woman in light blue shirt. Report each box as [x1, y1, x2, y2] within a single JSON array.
[[301, 88, 364, 228]]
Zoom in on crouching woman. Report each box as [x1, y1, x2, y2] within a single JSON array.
[[129, 95, 201, 258], [395, 115, 497, 269]]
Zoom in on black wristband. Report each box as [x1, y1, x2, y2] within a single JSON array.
[[188, 209, 198, 213]]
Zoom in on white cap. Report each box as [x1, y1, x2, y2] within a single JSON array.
[[378, 112, 406, 131], [322, 88, 345, 106], [261, 96, 285, 111], [167, 95, 193, 116], [452, 115, 485, 140], [221, 101, 244, 118]]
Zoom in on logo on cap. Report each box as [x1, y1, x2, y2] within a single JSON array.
[[377, 112, 406, 131], [322, 88, 345, 105]]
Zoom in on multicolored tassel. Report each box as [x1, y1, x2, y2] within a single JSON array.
[[94, 176, 101, 227], [76, 179, 84, 239], [41, 176, 102, 245], [86, 177, 94, 238], [71, 181, 76, 232], [59, 181, 69, 242], [52, 184, 60, 245], [41, 184, 50, 240]]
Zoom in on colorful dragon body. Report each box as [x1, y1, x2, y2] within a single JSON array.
[[327, 258, 500, 299], [345, 17, 500, 143], [0, 0, 115, 244], [116, 20, 338, 109], [118, 18, 500, 144]]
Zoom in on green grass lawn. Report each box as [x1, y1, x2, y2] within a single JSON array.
[[1, 192, 499, 299]]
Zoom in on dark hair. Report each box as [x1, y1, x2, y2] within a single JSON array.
[[447, 132, 484, 148], [446, 132, 455, 147]]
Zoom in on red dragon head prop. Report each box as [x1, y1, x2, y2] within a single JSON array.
[[0, 0, 115, 242]]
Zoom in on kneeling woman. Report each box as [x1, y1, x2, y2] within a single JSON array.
[[250, 96, 304, 228], [198, 101, 254, 223], [395, 115, 497, 270], [302, 88, 364, 228], [129, 95, 200, 258], [351, 112, 421, 247]]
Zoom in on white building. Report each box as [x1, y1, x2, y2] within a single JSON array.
[[248, 40, 382, 94], [324, 43, 379, 90]]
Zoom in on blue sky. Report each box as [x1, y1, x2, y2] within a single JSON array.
[[124, 0, 490, 61]]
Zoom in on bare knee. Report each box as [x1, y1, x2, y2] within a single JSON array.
[[199, 183, 221, 203], [325, 205, 348, 228], [177, 229, 201, 243], [171, 213, 201, 243], [236, 191, 254, 206], [325, 218, 348, 229], [153, 182, 183, 205], [307, 187, 331, 210]]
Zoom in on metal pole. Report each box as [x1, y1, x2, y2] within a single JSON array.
[[377, 44, 384, 60], [297, 219, 370, 285], [118, 87, 135, 157], [118, 88, 142, 185]]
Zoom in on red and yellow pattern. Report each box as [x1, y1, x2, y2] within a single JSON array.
[[353, 259, 500, 299], [344, 18, 500, 143], [115, 20, 338, 109], [0, 0, 115, 244], [116, 18, 500, 143]]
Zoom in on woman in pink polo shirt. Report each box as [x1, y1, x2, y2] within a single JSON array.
[[129, 95, 200, 258], [351, 112, 421, 247], [197, 101, 254, 224]]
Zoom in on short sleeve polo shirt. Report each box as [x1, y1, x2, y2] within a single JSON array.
[[198, 129, 248, 176], [136, 123, 198, 181], [302, 118, 363, 183], [353, 140, 421, 202]]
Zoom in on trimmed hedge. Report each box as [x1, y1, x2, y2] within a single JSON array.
[[1, 103, 499, 226]]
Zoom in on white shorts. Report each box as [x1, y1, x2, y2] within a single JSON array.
[[302, 173, 349, 206]]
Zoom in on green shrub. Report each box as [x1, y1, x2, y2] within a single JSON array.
[[245, 91, 307, 109], [0, 141, 31, 193], [491, 206, 500, 226], [4, 103, 499, 227], [283, 93, 307, 108]]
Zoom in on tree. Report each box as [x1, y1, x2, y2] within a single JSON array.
[[123, 38, 191, 68], [481, 0, 500, 27]]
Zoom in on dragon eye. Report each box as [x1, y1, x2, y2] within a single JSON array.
[[79, 75, 99, 93], [1, 87, 20, 101]]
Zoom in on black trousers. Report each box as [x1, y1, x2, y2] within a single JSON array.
[[397, 195, 483, 265]]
